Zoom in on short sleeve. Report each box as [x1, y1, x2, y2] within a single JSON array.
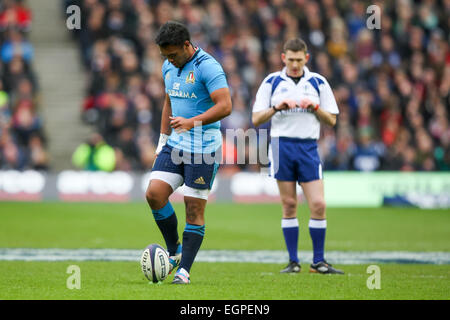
[[162, 60, 169, 93], [200, 60, 228, 94], [161, 59, 169, 75], [319, 78, 339, 114], [252, 76, 274, 113]]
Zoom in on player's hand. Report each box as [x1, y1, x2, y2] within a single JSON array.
[[275, 99, 298, 111], [169, 116, 194, 133], [299, 98, 319, 112]]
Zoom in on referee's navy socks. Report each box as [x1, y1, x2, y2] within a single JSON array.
[[152, 201, 179, 256], [179, 223, 205, 273], [309, 219, 327, 264], [282, 218, 299, 263]]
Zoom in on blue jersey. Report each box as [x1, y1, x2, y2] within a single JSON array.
[[162, 48, 228, 154]]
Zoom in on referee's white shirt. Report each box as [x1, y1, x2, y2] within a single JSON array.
[[252, 66, 339, 140]]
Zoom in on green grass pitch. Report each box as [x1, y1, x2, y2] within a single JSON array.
[[0, 202, 449, 300]]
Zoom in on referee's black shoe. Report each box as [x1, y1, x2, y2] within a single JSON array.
[[310, 260, 344, 274], [280, 261, 301, 273]]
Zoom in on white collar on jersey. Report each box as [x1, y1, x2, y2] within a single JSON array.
[[280, 65, 311, 81]]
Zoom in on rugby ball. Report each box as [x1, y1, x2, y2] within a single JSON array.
[[140, 244, 170, 283]]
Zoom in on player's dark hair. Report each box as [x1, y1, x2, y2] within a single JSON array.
[[283, 38, 308, 53], [155, 21, 191, 47]]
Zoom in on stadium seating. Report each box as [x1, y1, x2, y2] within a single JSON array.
[[0, 0, 49, 171], [66, 0, 449, 172]]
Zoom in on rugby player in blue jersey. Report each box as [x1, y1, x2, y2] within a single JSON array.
[[145, 21, 231, 284]]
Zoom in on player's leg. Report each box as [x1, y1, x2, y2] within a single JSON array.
[[146, 145, 184, 264], [297, 139, 343, 274], [172, 155, 218, 284], [172, 189, 209, 284], [277, 180, 301, 273], [301, 179, 343, 274], [173, 193, 207, 284], [183, 193, 208, 270], [300, 178, 327, 263], [146, 177, 182, 256], [271, 138, 301, 273]]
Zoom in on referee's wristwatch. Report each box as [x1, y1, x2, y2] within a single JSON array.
[[272, 105, 281, 112]]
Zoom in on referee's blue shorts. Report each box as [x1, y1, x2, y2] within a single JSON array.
[[270, 137, 322, 183]]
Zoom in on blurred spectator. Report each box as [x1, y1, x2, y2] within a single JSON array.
[[114, 126, 140, 171], [0, 0, 48, 171], [0, 0, 32, 31], [0, 79, 10, 124], [11, 98, 41, 145], [352, 128, 385, 171], [72, 132, 116, 171], [0, 130, 26, 169], [28, 133, 49, 170], [64, 0, 449, 173], [326, 18, 348, 59], [1, 28, 33, 63]]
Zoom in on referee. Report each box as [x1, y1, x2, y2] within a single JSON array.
[[252, 38, 344, 274]]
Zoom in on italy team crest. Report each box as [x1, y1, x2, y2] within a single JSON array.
[[186, 71, 195, 84]]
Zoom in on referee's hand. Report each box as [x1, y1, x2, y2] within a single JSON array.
[[299, 98, 318, 111], [275, 99, 298, 111]]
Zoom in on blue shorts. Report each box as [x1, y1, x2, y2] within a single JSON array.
[[270, 137, 322, 183], [152, 144, 219, 190]]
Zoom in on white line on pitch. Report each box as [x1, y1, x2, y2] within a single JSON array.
[[0, 249, 449, 264]]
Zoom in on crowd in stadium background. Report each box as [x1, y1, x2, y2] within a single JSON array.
[[0, 0, 449, 173], [0, 0, 49, 171]]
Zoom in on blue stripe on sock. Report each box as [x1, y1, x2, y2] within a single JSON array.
[[184, 223, 205, 237], [152, 201, 174, 221]]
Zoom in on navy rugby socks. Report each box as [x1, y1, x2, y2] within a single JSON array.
[[151, 201, 180, 256], [179, 224, 205, 273], [282, 218, 299, 263], [309, 219, 327, 264]]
